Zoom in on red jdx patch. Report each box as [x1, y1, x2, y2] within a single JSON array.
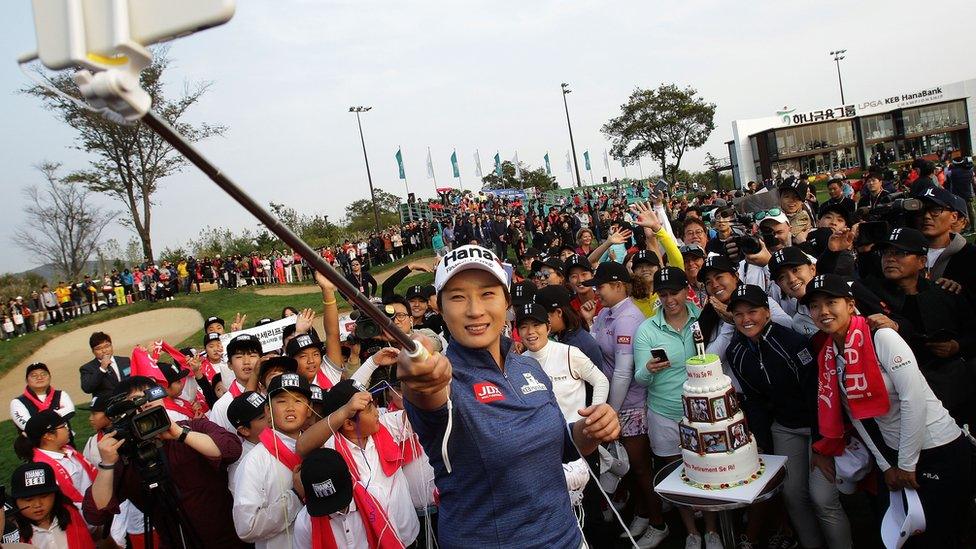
[[473, 382, 505, 403], [617, 335, 632, 345]]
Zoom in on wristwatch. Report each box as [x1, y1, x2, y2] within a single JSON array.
[[97, 461, 117, 470], [178, 425, 191, 443]]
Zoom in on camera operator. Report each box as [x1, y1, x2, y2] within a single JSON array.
[[912, 185, 976, 297], [862, 227, 976, 428], [83, 376, 246, 548]]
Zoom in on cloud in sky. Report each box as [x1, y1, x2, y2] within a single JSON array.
[[0, 0, 973, 273]]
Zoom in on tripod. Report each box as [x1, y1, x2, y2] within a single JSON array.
[[131, 443, 203, 549]]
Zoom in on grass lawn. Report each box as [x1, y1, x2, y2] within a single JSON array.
[[0, 251, 433, 484]]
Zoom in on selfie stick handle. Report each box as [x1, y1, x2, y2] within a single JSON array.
[[141, 110, 420, 354]]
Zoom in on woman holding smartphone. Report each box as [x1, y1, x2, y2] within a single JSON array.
[[633, 267, 721, 549]]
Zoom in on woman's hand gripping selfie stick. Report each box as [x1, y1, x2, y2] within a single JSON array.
[[140, 111, 429, 363]]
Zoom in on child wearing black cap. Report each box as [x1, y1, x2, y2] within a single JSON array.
[[231, 373, 312, 548], [291, 448, 367, 548], [226, 391, 269, 490], [296, 380, 419, 546], [10, 363, 75, 433], [159, 362, 196, 423], [15, 410, 95, 510], [10, 462, 95, 548]]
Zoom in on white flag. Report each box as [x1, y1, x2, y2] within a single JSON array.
[[603, 149, 610, 170], [513, 151, 521, 179], [426, 147, 435, 179], [474, 149, 483, 178], [565, 150, 572, 173]]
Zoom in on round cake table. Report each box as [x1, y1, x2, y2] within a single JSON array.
[[653, 459, 787, 548]]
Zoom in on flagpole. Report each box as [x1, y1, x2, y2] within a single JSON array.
[[427, 146, 438, 193], [638, 157, 644, 180]]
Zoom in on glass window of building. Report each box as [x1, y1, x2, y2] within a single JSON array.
[[860, 113, 895, 141], [902, 100, 968, 135]]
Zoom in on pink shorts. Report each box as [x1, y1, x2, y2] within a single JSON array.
[[618, 407, 648, 438]]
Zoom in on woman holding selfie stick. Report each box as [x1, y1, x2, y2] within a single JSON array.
[[804, 273, 971, 547], [396, 245, 620, 549]]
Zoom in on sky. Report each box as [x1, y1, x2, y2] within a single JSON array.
[[1, 0, 974, 273]]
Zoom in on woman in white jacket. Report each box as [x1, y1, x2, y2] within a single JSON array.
[[516, 302, 610, 506]]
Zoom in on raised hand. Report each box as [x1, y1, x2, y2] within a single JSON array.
[[607, 227, 633, 246], [230, 312, 246, 332], [629, 202, 662, 232], [295, 308, 316, 334]]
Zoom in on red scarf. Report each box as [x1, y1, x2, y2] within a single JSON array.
[[813, 316, 891, 456], [21, 387, 56, 411], [315, 369, 335, 390], [200, 358, 219, 382], [22, 504, 95, 548], [372, 425, 418, 477], [228, 380, 244, 398], [163, 397, 196, 420], [259, 429, 302, 471], [329, 435, 405, 549], [32, 448, 96, 504]]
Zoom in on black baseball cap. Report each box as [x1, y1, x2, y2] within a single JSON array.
[[254, 318, 274, 328], [800, 274, 854, 305], [802, 227, 833, 258], [877, 227, 928, 255], [24, 409, 73, 443], [25, 362, 49, 378], [78, 395, 108, 413], [534, 285, 573, 312], [160, 361, 190, 385], [301, 448, 354, 517], [915, 185, 959, 213], [582, 261, 632, 286], [768, 247, 812, 276], [286, 332, 323, 358], [697, 255, 738, 283], [420, 284, 437, 299], [205, 316, 225, 330], [523, 247, 541, 259], [515, 303, 549, 326], [203, 332, 222, 347], [227, 391, 267, 429], [729, 284, 769, 309], [541, 257, 566, 274], [779, 176, 808, 199], [266, 372, 313, 401], [258, 356, 298, 383], [10, 462, 59, 499], [563, 254, 592, 277], [630, 249, 660, 269], [227, 334, 262, 357], [405, 284, 425, 300], [679, 244, 706, 258], [321, 379, 368, 417], [653, 266, 689, 292], [309, 384, 325, 406], [949, 193, 970, 219], [511, 281, 536, 306]]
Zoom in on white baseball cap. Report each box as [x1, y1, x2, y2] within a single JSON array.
[[834, 437, 872, 495], [434, 245, 509, 293], [881, 488, 925, 548]]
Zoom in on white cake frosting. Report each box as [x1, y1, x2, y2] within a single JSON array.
[[678, 354, 762, 489]]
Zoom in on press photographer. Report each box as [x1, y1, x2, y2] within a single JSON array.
[[82, 376, 245, 548]]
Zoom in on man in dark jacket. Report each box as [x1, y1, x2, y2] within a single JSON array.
[[817, 177, 856, 219], [914, 185, 976, 298], [947, 156, 976, 230], [79, 331, 131, 400], [490, 213, 508, 260], [867, 227, 976, 427]]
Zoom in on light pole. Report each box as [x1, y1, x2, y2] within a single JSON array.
[[829, 50, 847, 104], [561, 83, 583, 188], [350, 106, 381, 232]]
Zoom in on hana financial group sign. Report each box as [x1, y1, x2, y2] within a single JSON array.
[[856, 85, 946, 114], [776, 104, 857, 126], [774, 85, 951, 127]]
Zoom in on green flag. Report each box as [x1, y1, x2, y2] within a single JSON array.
[[494, 152, 502, 177], [395, 148, 405, 179], [544, 152, 551, 175], [451, 150, 460, 178], [583, 150, 591, 171]]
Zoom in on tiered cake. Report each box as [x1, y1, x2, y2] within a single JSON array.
[[678, 353, 763, 489]]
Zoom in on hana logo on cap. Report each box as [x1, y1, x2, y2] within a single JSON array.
[[312, 479, 336, 498], [281, 374, 300, 388], [246, 393, 265, 408], [24, 468, 46, 487]]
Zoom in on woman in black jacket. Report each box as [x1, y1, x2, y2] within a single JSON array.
[[726, 284, 852, 549]]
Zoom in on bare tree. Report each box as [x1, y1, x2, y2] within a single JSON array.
[[22, 48, 226, 262], [13, 162, 117, 281]]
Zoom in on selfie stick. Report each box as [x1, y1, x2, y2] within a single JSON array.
[[140, 112, 426, 360]]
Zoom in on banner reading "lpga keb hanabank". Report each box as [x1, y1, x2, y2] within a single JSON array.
[[219, 315, 297, 361]]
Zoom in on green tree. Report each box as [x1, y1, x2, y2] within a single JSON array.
[[602, 84, 716, 183], [269, 202, 341, 248], [343, 189, 401, 234], [23, 48, 226, 262], [480, 161, 557, 192]]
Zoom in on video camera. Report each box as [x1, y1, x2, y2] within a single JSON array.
[[346, 308, 387, 358], [105, 385, 171, 463], [855, 192, 923, 245]]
